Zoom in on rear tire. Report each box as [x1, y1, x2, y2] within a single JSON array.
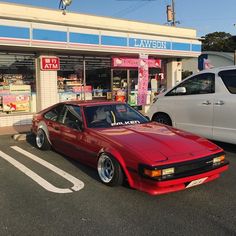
[[153, 113, 172, 126], [97, 154, 124, 187], [35, 128, 51, 150]]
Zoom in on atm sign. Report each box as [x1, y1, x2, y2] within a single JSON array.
[[41, 57, 60, 71]]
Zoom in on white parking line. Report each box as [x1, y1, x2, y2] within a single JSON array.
[[0, 146, 84, 193]]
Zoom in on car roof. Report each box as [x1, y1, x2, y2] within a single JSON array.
[[160, 65, 236, 96], [61, 100, 125, 107]]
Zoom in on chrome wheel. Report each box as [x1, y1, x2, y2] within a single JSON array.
[[98, 154, 114, 183], [36, 129, 45, 149], [35, 128, 51, 150]]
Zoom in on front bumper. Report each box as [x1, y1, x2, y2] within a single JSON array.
[[138, 162, 229, 195]]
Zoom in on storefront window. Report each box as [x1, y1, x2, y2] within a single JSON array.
[[112, 70, 127, 102], [86, 56, 111, 100], [0, 53, 36, 114], [57, 55, 111, 101]]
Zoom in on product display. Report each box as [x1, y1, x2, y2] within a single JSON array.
[[57, 75, 93, 102], [0, 74, 34, 114]]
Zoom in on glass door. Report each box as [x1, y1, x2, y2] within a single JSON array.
[[111, 69, 128, 102]]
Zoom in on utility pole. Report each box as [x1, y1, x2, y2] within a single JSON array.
[[166, 0, 179, 26], [171, 0, 176, 26]]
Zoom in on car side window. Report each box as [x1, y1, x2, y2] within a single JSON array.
[[44, 104, 64, 121], [219, 69, 236, 94], [166, 73, 215, 96], [62, 105, 83, 130]]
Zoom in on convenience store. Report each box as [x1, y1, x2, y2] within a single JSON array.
[[0, 2, 201, 127]]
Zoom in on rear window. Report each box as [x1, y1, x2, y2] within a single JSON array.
[[219, 69, 236, 94]]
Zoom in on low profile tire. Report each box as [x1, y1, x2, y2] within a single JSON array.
[[97, 154, 124, 187], [153, 113, 172, 126], [35, 128, 51, 150]]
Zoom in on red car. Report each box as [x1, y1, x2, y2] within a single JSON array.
[[31, 101, 229, 195]]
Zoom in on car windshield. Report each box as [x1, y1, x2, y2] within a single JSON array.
[[84, 104, 149, 128]]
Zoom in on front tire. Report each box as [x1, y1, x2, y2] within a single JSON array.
[[36, 128, 51, 150], [153, 113, 172, 126], [97, 154, 124, 187]]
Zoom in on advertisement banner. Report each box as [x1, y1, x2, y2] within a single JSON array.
[[2, 94, 30, 112], [112, 57, 161, 68], [137, 54, 149, 105]]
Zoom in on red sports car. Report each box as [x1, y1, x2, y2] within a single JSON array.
[[31, 101, 229, 195]]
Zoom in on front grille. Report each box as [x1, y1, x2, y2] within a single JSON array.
[[175, 158, 213, 176], [139, 152, 228, 181], [161, 153, 227, 181]]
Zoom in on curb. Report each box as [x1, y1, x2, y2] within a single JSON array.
[[12, 132, 31, 141]]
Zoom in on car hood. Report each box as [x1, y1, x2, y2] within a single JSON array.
[[94, 122, 220, 164]]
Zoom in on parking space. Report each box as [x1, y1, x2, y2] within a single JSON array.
[[0, 135, 236, 235]]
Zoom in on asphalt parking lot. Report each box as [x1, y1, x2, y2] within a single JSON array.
[[0, 134, 236, 236]]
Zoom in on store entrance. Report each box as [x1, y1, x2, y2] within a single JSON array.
[[111, 69, 128, 102]]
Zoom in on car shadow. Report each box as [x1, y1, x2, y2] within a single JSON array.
[[211, 140, 236, 154], [26, 133, 130, 189]]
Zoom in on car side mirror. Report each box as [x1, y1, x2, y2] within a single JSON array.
[[76, 121, 84, 131], [175, 87, 186, 94]]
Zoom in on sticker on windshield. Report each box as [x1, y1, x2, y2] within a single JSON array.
[[111, 120, 141, 126]]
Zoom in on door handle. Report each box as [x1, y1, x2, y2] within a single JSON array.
[[202, 100, 211, 105], [214, 100, 224, 105]]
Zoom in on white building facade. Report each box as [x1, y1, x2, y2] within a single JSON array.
[[0, 2, 201, 127]]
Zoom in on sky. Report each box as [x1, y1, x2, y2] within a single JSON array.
[[2, 0, 236, 37]]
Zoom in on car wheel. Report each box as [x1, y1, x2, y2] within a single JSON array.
[[97, 154, 124, 186], [36, 129, 51, 150], [153, 113, 172, 126]]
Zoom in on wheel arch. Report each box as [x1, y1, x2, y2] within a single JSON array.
[[152, 112, 173, 125], [37, 121, 52, 145], [97, 147, 135, 187]]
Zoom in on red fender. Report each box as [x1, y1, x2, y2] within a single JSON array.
[[98, 147, 135, 187]]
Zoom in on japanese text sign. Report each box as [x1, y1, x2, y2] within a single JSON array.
[[41, 57, 60, 71]]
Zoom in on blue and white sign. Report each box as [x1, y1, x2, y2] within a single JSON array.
[[130, 38, 171, 50], [0, 22, 201, 55]]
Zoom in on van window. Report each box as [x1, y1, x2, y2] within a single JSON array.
[[166, 73, 215, 96], [219, 69, 236, 94]]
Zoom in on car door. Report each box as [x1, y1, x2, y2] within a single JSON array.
[[43, 104, 64, 149], [164, 73, 215, 139], [212, 69, 236, 144], [59, 105, 91, 163]]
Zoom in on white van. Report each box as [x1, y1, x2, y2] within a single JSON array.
[[147, 66, 236, 144]]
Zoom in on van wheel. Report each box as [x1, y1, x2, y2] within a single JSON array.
[[153, 113, 172, 126]]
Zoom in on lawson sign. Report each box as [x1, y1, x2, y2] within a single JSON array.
[[129, 38, 171, 50]]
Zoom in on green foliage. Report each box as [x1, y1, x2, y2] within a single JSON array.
[[202, 32, 236, 52]]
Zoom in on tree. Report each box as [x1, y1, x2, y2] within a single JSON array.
[[201, 32, 236, 52]]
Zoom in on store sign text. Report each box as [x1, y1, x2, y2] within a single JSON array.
[[133, 39, 167, 49], [41, 57, 60, 71]]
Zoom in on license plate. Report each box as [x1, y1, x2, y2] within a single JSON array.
[[186, 177, 208, 188]]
